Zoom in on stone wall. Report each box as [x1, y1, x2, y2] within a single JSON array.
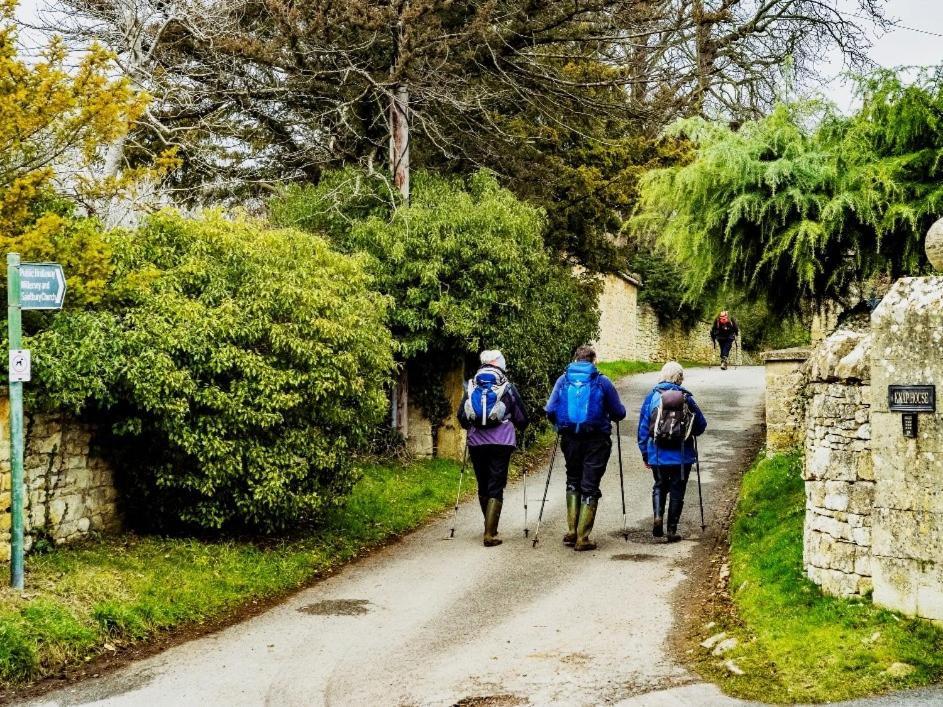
[[802, 330, 873, 597], [594, 272, 641, 362], [1, 403, 120, 560], [762, 348, 811, 453], [654, 317, 717, 365], [870, 276, 943, 621]]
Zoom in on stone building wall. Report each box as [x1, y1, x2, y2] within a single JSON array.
[[802, 330, 874, 597], [762, 348, 811, 453], [870, 275, 943, 621], [595, 272, 641, 362], [1, 403, 120, 560]]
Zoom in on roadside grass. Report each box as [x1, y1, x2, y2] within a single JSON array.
[[596, 359, 706, 380], [0, 444, 546, 691], [694, 451, 943, 703]]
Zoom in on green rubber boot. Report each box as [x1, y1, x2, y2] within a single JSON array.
[[483, 499, 503, 547], [574, 498, 598, 552], [563, 491, 580, 546]]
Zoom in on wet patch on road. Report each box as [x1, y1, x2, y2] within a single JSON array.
[[611, 552, 659, 562], [614, 527, 662, 544], [298, 599, 371, 616], [452, 694, 527, 706], [54, 669, 156, 705]]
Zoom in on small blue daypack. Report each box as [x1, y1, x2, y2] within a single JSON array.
[[464, 366, 510, 428], [553, 361, 606, 432]]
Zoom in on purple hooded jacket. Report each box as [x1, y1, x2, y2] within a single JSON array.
[[456, 368, 529, 446]]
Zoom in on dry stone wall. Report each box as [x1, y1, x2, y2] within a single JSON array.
[[762, 349, 810, 453], [870, 275, 943, 621], [1, 402, 120, 560], [802, 329, 874, 597]]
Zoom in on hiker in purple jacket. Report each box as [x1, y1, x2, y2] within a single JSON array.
[[457, 350, 529, 547]]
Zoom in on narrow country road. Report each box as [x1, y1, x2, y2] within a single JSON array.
[[31, 367, 767, 707]]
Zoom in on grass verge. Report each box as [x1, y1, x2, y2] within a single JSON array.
[[692, 451, 943, 703], [596, 359, 707, 380], [0, 442, 548, 691]]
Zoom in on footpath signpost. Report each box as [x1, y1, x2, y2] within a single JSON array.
[[6, 254, 65, 589]]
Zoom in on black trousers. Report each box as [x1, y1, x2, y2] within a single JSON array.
[[561, 432, 612, 501], [652, 464, 692, 529], [718, 338, 734, 359], [469, 445, 513, 508]]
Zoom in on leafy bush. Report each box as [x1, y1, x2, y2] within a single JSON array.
[[32, 211, 395, 531], [271, 170, 600, 425]]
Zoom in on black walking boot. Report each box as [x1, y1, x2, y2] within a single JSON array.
[[666, 499, 684, 542], [574, 497, 598, 552], [720, 356, 728, 370], [478, 495, 488, 517], [653, 516, 664, 538], [563, 491, 579, 546], [483, 499, 503, 547]]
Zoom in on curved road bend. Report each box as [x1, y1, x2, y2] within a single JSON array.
[[32, 367, 767, 707]]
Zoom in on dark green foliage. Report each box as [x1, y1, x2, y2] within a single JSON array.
[[625, 239, 705, 327], [635, 71, 941, 314], [271, 170, 600, 423], [31, 211, 395, 532]]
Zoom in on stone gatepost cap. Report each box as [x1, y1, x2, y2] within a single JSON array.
[[928, 217, 943, 272]]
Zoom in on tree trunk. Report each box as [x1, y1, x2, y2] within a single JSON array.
[[390, 83, 411, 438], [390, 85, 410, 202]]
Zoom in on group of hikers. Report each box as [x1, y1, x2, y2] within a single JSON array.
[[455, 310, 737, 548], [457, 315, 731, 549]]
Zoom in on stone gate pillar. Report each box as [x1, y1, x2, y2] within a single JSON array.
[[869, 222, 943, 620]]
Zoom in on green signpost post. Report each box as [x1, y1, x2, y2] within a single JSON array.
[[7, 254, 65, 589]]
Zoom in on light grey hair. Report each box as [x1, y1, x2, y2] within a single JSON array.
[[659, 361, 684, 385], [480, 349, 506, 371]]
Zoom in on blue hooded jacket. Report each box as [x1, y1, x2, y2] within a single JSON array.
[[637, 382, 707, 466], [545, 362, 626, 434]]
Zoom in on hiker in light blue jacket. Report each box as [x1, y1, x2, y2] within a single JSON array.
[[637, 361, 707, 542]]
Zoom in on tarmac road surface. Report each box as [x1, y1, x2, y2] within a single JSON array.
[[32, 367, 769, 706]]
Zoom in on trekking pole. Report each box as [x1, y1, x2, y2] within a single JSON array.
[[531, 434, 559, 548], [694, 436, 706, 532], [448, 445, 470, 539], [523, 461, 529, 538], [616, 420, 628, 542]]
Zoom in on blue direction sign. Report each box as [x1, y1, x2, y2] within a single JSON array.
[[20, 262, 66, 310]]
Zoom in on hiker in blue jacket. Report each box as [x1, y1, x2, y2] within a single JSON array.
[[637, 361, 707, 542], [545, 345, 626, 551]]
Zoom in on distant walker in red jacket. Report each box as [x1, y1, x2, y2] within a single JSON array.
[[710, 310, 739, 370]]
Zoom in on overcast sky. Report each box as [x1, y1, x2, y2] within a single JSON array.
[[12, 0, 943, 113]]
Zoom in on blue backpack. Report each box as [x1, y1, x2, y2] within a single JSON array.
[[464, 366, 511, 428], [553, 362, 606, 432]]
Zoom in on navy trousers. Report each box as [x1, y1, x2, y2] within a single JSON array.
[[561, 431, 612, 501], [469, 444, 513, 510], [652, 464, 692, 529]]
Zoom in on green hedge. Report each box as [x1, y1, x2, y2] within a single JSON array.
[[31, 211, 395, 531]]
